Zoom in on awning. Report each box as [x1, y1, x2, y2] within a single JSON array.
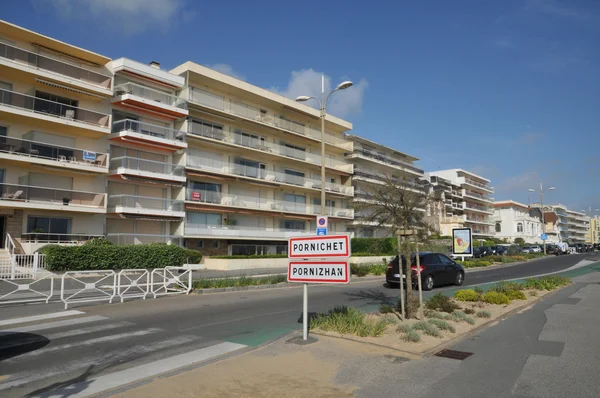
[[186, 171, 235, 181], [118, 175, 184, 187], [35, 78, 106, 98], [118, 214, 182, 222]]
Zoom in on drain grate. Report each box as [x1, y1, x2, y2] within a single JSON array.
[[434, 349, 473, 360]]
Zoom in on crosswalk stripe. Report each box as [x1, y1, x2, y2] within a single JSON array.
[[0, 315, 107, 334], [43, 341, 248, 398], [7, 328, 162, 362], [0, 335, 199, 391], [0, 310, 84, 327], [0, 321, 133, 350]]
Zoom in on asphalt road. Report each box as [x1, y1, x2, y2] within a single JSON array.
[[1, 252, 599, 397]]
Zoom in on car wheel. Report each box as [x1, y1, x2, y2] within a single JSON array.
[[424, 275, 434, 291], [455, 272, 464, 286]]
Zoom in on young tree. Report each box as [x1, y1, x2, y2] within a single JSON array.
[[514, 237, 526, 246], [354, 174, 438, 318]]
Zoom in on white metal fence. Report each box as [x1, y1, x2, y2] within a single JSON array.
[[0, 253, 47, 280]]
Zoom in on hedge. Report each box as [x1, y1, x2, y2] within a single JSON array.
[[39, 242, 200, 271], [351, 238, 396, 255], [211, 254, 288, 259]]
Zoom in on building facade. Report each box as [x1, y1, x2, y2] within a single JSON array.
[[491, 201, 546, 244], [425, 169, 495, 238], [530, 204, 589, 243], [423, 174, 465, 236], [585, 216, 600, 244]]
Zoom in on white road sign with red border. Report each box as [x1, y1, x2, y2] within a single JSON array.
[[287, 261, 350, 284], [288, 235, 350, 258]]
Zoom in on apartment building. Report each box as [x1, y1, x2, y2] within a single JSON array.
[[0, 20, 112, 254], [425, 169, 495, 238], [585, 216, 600, 244], [170, 62, 355, 256], [490, 201, 547, 244], [344, 135, 425, 238], [423, 174, 465, 236], [530, 204, 589, 243]]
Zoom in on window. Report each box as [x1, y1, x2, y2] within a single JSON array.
[[26, 216, 71, 241], [517, 222, 523, 233], [189, 182, 221, 203], [234, 158, 262, 178], [284, 169, 305, 185], [190, 119, 224, 139], [187, 212, 222, 226], [284, 193, 306, 212], [235, 130, 264, 149], [437, 254, 454, 265], [283, 143, 306, 160], [312, 198, 336, 208], [361, 228, 374, 238], [196, 240, 204, 249], [34, 91, 78, 117], [495, 223, 502, 233], [0, 125, 6, 136], [282, 219, 305, 230], [212, 240, 220, 248]]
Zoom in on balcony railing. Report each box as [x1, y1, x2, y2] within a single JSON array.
[[0, 88, 111, 127], [0, 182, 105, 208], [186, 190, 353, 218], [186, 87, 347, 147], [465, 217, 494, 225], [114, 82, 187, 110], [463, 179, 494, 192], [465, 203, 492, 213], [106, 233, 183, 246], [21, 233, 104, 243], [464, 191, 494, 202], [186, 156, 353, 195], [0, 136, 108, 168], [112, 119, 186, 143], [184, 223, 316, 239], [108, 195, 184, 212], [110, 156, 184, 177], [353, 169, 426, 191], [351, 148, 424, 174], [187, 123, 348, 170], [0, 42, 112, 88]]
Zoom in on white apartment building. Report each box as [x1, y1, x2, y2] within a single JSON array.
[[491, 201, 546, 244], [424, 174, 465, 236], [530, 203, 589, 243], [425, 169, 495, 238], [345, 135, 425, 238]]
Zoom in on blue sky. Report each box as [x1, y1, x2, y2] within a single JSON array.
[[3, 0, 599, 212]]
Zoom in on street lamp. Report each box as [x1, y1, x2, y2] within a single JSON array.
[[296, 77, 353, 216], [528, 184, 555, 254]]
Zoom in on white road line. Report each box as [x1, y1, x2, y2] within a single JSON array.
[[43, 341, 247, 398], [7, 328, 162, 361], [0, 310, 84, 327], [0, 321, 133, 350], [0, 315, 108, 333], [0, 335, 199, 391]]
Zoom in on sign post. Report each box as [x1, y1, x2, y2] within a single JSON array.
[[316, 215, 328, 236], [288, 235, 351, 341]]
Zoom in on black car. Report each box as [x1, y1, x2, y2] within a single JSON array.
[[473, 247, 485, 258], [480, 246, 495, 256], [493, 245, 509, 255], [385, 252, 465, 291], [546, 244, 561, 255]]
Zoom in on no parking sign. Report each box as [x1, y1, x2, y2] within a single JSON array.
[[316, 215, 328, 235]]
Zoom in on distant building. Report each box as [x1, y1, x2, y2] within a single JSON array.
[[491, 201, 547, 244]]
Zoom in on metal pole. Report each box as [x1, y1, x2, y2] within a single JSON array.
[[415, 242, 424, 320], [320, 75, 326, 217], [397, 234, 405, 320], [541, 185, 546, 254], [303, 283, 308, 340]]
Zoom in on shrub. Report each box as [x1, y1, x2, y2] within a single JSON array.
[[350, 264, 369, 277], [490, 281, 523, 294], [462, 260, 493, 268], [426, 311, 446, 320], [427, 319, 455, 333], [185, 249, 202, 264], [506, 290, 527, 300], [351, 238, 396, 255], [193, 275, 286, 289], [412, 321, 442, 337], [476, 310, 492, 318], [403, 330, 421, 343], [425, 293, 460, 313], [84, 237, 113, 246], [397, 324, 413, 333], [380, 305, 395, 315], [454, 289, 481, 302], [483, 291, 510, 305], [451, 311, 476, 325], [529, 290, 538, 297], [523, 276, 571, 291], [474, 286, 484, 295], [464, 308, 476, 315], [211, 254, 287, 259], [311, 306, 387, 337]]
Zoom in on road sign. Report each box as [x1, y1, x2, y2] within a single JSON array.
[[316, 215, 328, 228], [541, 233, 548, 241], [288, 261, 350, 284], [316, 227, 327, 236], [288, 235, 351, 258]]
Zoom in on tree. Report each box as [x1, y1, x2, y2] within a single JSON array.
[[514, 237, 526, 246], [354, 174, 438, 318]]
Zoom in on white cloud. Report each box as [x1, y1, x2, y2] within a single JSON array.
[[271, 68, 368, 119], [42, 0, 187, 35], [205, 64, 245, 81]]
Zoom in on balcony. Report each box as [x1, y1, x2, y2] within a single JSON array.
[[112, 82, 188, 119], [111, 119, 187, 150], [0, 88, 111, 131], [352, 169, 426, 192], [187, 124, 351, 173], [464, 191, 494, 203], [184, 223, 316, 240], [106, 233, 183, 246], [0, 182, 105, 213], [471, 228, 494, 236], [465, 217, 495, 226], [0, 135, 108, 172], [347, 148, 424, 175], [186, 156, 353, 196], [21, 233, 104, 244], [461, 178, 494, 193], [464, 203, 493, 214], [110, 156, 186, 184], [186, 190, 353, 219], [185, 87, 350, 149], [108, 195, 185, 218], [0, 42, 112, 95]]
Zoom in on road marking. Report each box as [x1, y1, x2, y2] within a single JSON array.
[[0, 310, 84, 327], [7, 328, 162, 361], [43, 342, 247, 398], [0, 315, 108, 333], [0, 335, 199, 391]]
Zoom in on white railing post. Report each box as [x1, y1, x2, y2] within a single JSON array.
[[33, 252, 39, 275]]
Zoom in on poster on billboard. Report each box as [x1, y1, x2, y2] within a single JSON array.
[[452, 228, 473, 257]]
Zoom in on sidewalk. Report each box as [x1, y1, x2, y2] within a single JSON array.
[[115, 271, 600, 398]]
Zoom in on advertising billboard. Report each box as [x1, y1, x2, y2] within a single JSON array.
[[452, 227, 473, 257]]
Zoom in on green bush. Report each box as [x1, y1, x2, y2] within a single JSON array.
[[351, 263, 387, 277], [397, 324, 413, 333], [451, 311, 476, 325], [461, 260, 493, 268], [476, 310, 492, 318], [506, 290, 527, 300], [84, 237, 113, 246], [380, 305, 395, 314], [42, 243, 190, 271], [350, 264, 369, 277], [351, 238, 396, 255], [464, 308, 476, 315], [425, 293, 460, 313], [427, 319, 455, 333], [311, 306, 387, 337], [412, 320, 442, 337], [210, 254, 287, 259], [490, 281, 524, 294], [483, 291, 511, 305], [402, 330, 421, 343], [192, 275, 286, 289], [523, 276, 571, 291], [185, 249, 202, 264], [454, 289, 481, 302]]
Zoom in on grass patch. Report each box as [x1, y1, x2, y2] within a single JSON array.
[[311, 306, 387, 337], [397, 323, 413, 333], [454, 289, 481, 302], [523, 276, 571, 291], [483, 291, 511, 305], [425, 293, 461, 313], [451, 311, 476, 325], [402, 329, 421, 342], [193, 274, 287, 289], [489, 281, 524, 294], [476, 310, 492, 318], [506, 290, 527, 300], [412, 321, 442, 337], [427, 319, 455, 333]]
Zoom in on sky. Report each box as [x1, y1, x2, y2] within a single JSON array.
[[2, 0, 599, 213]]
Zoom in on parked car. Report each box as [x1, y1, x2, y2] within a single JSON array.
[[530, 246, 542, 253], [385, 252, 465, 291], [546, 244, 562, 255], [473, 247, 485, 258], [480, 246, 495, 256], [493, 245, 509, 255], [521, 246, 533, 254]]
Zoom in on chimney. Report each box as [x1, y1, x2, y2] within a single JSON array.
[[150, 61, 160, 69]]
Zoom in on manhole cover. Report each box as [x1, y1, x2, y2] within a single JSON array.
[[434, 349, 473, 360]]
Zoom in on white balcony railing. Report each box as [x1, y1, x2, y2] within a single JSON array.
[[184, 223, 316, 239], [350, 148, 424, 174], [114, 82, 187, 110], [462, 178, 494, 192], [112, 119, 186, 144], [106, 233, 183, 246], [185, 87, 348, 148], [108, 195, 184, 212], [110, 156, 184, 177], [187, 123, 349, 171], [0, 42, 112, 88], [464, 203, 493, 213], [464, 191, 494, 203], [0, 182, 105, 208], [186, 155, 353, 195]]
